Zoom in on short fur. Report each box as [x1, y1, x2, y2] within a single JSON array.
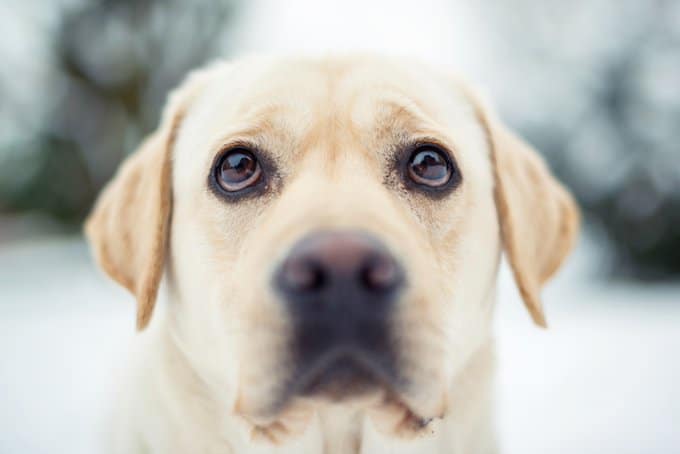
[[85, 55, 579, 454]]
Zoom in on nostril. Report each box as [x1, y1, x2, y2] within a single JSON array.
[[280, 259, 327, 293], [277, 230, 405, 309], [360, 254, 402, 293]]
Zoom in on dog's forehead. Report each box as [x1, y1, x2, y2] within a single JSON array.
[[189, 57, 472, 142]]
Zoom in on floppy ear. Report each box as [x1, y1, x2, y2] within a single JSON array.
[[85, 116, 177, 330], [84, 66, 212, 330], [470, 94, 580, 327]]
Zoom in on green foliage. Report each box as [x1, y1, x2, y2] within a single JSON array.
[[0, 0, 237, 226]]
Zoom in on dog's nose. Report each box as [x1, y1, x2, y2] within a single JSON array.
[[276, 230, 404, 318]]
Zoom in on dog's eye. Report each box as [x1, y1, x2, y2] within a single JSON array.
[[215, 148, 262, 192], [406, 145, 453, 188]]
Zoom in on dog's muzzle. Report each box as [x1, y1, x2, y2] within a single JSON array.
[[274, 230, 405, 400]]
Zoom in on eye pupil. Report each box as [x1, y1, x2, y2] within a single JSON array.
[[216, 148, 262, 192], [407, 146, 452, 187], [412, 151, 447, 179], [224, 152, 255, 179]]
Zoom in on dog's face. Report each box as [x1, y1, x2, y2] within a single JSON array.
[[86, 56, 578, 441]]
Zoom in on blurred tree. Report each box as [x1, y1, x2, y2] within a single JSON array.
[[0, 0, 238, 223], [480, 0, 680, 279]]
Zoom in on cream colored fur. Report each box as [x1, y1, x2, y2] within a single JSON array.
[[86, 55, 579, 454]]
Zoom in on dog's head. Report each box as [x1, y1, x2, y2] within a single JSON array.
[[86, 56, 578, 441]]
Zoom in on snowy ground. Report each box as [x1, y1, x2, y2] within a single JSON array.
[[1, 234, 678, 454]]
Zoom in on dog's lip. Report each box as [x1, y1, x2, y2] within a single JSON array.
[[296, 355, 379, 399], [283, 350, 438, 421], [366, 392, 439, 439], [286, 347, 401, 401], [238, 349, 443, 433], [242, 380, 438, 440]]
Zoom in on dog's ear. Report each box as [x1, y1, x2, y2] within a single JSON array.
[[85, 125, 175, 330], [466, 90, 579, 327], [85, 69, 209, 330]]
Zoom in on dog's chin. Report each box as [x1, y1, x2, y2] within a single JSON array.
[[242, 384, 443, 445], [237, 354, 446, 444]]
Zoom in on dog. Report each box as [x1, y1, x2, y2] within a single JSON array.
[[85, 55, 579, 454]]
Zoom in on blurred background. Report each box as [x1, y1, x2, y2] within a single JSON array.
[[1, 1, 678, 453]]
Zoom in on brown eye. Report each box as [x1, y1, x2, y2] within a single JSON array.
[[407, 146, 452, 187], [215, 148, 262, 192]]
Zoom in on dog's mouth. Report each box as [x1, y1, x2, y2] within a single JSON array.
[[300, 356, 379, 399], [291, 348, 397, 402], [248, 379, 435, 444], [244, 349, 439, 444]]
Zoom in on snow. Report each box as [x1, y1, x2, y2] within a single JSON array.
[[1, 236, 678, 453], [495, 254, 680, 453]]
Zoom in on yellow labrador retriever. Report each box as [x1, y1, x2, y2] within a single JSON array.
[[86, 55, 578, 454]]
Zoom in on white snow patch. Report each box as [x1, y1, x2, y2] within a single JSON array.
[[1, 236, 678, 453]]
